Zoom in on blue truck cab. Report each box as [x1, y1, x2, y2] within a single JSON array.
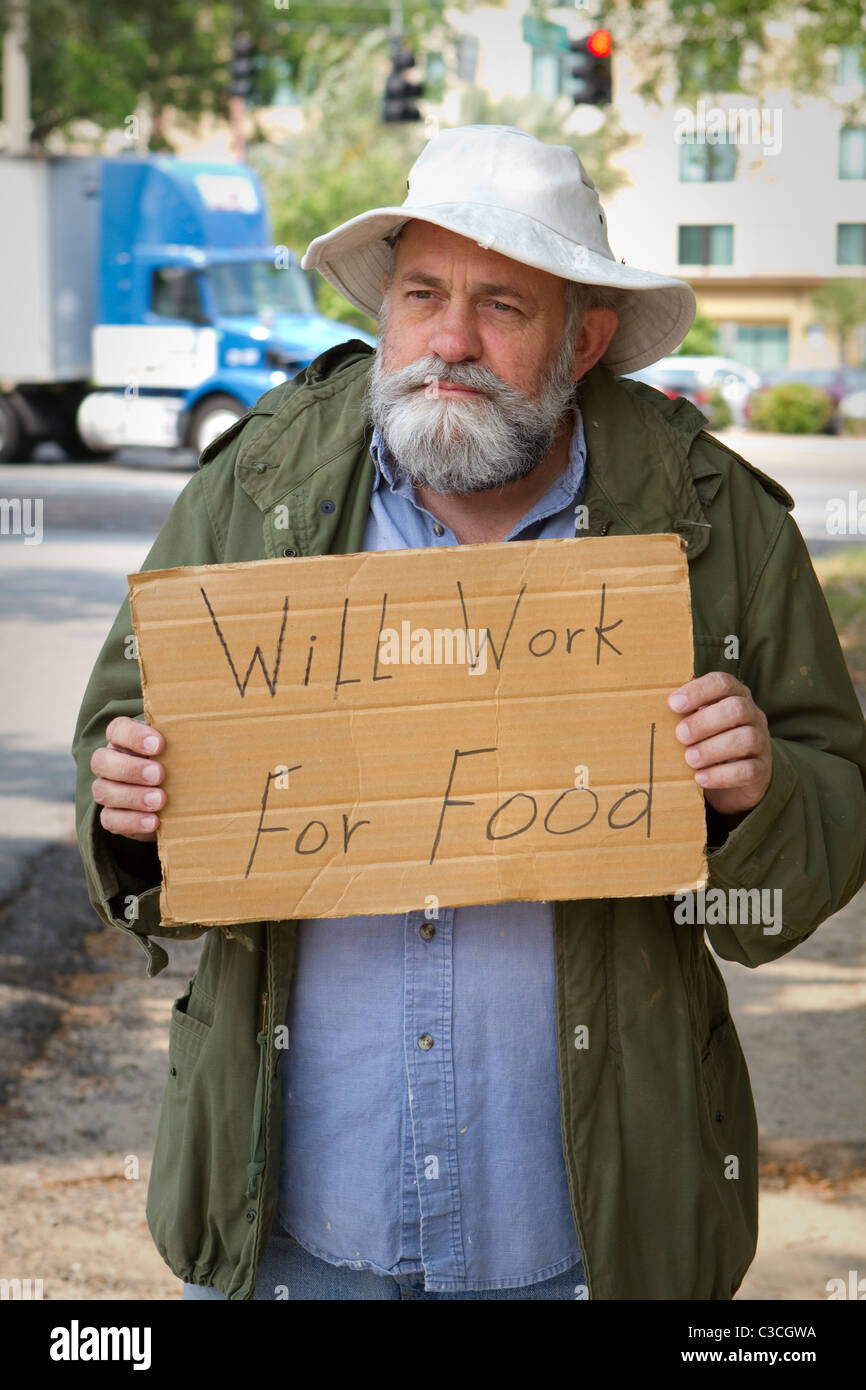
[[0, 153, 373, 462], [80, 157, 374, 454]]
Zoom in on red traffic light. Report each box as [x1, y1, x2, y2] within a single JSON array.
[[587, 28, 612, 58]]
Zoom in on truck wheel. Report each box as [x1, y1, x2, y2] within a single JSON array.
[[0, 396, 33, 464], [58, 421, 115, 462], [190, 394, 246, 456]]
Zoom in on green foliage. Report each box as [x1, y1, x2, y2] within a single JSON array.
[[812, 547, 866, 702], [5, 0, 864, 148], [749, 382, 835, 434], [253, 33, 634, 330], [611, 0, 866, 107], [0, 0, 236, 145], [252, 31, 428, 335], [810, 279, 866, 365], [705, 385, 732, 429], [676, 307, 719, 355], [0, 0, 484, 148]]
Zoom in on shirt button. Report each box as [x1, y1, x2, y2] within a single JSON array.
[[419, 923, 435, 941], [432, 522, 444, 536], [417, 1033, 434, 1051]]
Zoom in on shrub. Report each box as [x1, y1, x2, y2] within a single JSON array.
[[749, 383, 835, 434], [705, 386, 732, 430], [839, 392, 866, 438]]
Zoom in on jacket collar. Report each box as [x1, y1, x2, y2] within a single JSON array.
[[233, 346, 720, 563]]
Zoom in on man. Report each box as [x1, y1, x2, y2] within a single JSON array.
[[72, 125, 866, 1300]]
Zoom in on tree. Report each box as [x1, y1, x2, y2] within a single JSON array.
[[0, 0, 490, 149], [676, 307, 719, 355], [0, 0, 233, 147], [608, 0, 866, 109], [5, 1, 865, 150], [810, 279, 866, 365], [254, 33, 636, 333], [252, 31, 427, 335]]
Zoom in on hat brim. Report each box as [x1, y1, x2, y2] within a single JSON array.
[[302, 202, 696, 375]]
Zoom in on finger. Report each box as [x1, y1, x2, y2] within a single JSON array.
[[91, 744, 164, 786], [674, 695, 761, 746], [98, 805, 159, 839], [105, 716, 164, 757], [668, 672, 746, 714], [681, 724, 765, 770], [91, 776, 165, 814], [692, 757, 768, 790]]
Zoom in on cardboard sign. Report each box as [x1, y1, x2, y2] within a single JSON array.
[[128, 534, 708, 927]]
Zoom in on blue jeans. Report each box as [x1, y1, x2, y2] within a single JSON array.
[[182, 1221, 587, 1301]]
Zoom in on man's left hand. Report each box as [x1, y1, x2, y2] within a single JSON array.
[[667, 672, 772, 817]]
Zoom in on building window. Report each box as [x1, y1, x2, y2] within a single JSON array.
[[679, 135, 738, 182], [678, 224, 734, 265], [837, 223, 866, 265], [839, 127, 866, 179], [530, 47, 564, 98], [734, 325, 789, 372], [837, 45, 866, 88]]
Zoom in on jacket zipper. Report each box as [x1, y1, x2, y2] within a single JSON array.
[[246, 990, 269, 1198]]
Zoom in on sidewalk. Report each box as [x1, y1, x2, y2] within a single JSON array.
[[720, 885, 866, 1299]]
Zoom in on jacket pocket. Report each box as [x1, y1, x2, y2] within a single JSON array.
[[169, 997, 211, 1062], [174, 973, 216, 1032]]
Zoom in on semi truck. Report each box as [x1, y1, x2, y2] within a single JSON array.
[[0, 154, 374, 463]]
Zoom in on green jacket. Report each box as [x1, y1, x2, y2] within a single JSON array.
[[71, 341, 866, 1300]]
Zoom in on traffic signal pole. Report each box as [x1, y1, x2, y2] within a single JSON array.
[[383, 2, 425, 122], [229, 32, 256, 162]]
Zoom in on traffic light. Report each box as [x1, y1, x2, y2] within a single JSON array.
[[569, 28, 612, 106], [230, 34, 256, 100], [383, 43, 425, 123]]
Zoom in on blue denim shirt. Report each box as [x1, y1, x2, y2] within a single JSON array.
[[277, 408, 588, 1291]]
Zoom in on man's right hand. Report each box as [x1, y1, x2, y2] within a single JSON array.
[[90, 716, 166, 842]]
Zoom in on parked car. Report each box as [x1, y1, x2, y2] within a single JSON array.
[[745, 367, 866, 434], [837, 388, 866, 436], [622, 356, 761, 426]]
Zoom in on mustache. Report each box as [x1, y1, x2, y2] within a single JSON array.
[[374, 353, 529, 402]]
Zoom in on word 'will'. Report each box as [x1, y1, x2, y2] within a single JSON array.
[[201, 579, 624, 700]]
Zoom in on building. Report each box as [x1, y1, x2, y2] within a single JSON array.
[[447, 0, 866, 370]]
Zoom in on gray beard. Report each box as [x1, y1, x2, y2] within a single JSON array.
[[366, 347, 578, 496]]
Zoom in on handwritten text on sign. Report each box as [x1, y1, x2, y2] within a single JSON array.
[[128, 534, 708, 926]]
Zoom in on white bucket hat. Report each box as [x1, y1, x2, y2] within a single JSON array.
[[301, 124, 696, 376]]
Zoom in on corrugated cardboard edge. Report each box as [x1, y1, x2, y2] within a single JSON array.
[[128, 575, 177, 927], [128, 532, 710, 925]]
